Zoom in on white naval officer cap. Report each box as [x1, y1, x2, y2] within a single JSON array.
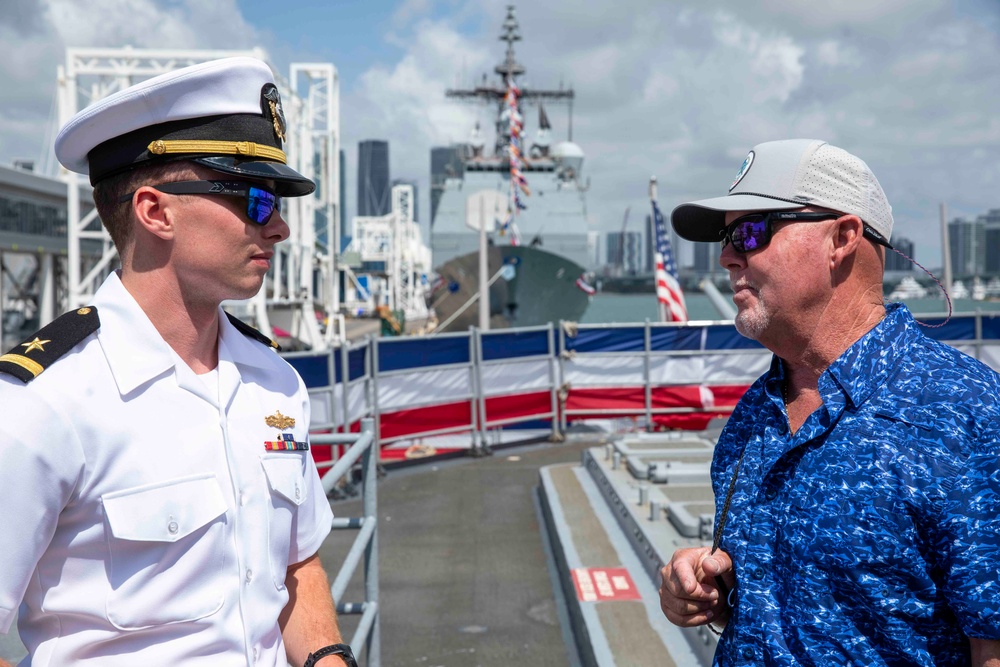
[[54, 57, 315, 197], [671, 139, 893, 249]]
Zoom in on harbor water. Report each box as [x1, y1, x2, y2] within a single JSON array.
[[581, 292, 1000, 325]]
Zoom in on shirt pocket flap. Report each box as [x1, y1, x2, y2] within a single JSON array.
[[103, 474, 227, 543], [261, 455, 307, 506]]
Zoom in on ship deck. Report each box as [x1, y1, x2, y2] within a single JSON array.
[[321, 436, 593, 665]]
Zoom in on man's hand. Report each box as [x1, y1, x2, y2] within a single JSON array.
[[970, 637, 1000, 667], [659, 546, 734, 628]]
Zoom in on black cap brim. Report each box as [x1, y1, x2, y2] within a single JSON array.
[[194, 156, 316, 197]]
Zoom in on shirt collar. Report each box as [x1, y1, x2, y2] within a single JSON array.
[[763, 303, 917, 420], [826, 302, 917, 409], [218, 311, 280, 370], [92, 274, 276, 395], [92, 272, 177, 396]]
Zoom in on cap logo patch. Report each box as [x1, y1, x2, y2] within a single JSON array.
[[730, 150, 754, 192], [261, 83, 286, 143]]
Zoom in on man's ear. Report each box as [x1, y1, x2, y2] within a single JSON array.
[[131, 186, 176, 241], [830, 214, 864, 270]]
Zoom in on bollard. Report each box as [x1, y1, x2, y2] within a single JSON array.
[[638, 485, 649, 507], [612, 451, 621, 470], [605, 443, 613, 461], [649, 500, 661, 521]]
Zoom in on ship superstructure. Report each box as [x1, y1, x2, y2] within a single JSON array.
[[429, 5, 594, 331]]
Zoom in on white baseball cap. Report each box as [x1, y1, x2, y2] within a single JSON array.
[[54, 57, 314, 197], [671, 139, 893, 248]]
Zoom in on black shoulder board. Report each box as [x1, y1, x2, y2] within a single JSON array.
[[0, 306, 100, 383], [225, 312, 281, 351]]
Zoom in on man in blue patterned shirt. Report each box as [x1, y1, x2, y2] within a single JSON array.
[[658, 139, 1000, 666]]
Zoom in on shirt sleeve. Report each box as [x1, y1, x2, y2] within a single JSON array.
[[0, 379, 85, 634], [940, 420, 1000, 639], [288, 377, 334, 565]]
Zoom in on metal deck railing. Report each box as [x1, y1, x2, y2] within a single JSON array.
[[312, 418, 380, 666]]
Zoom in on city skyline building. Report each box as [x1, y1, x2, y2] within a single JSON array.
[[980, 209, 1000, 276], [606, 230, 643, 275], [339, 148, 347, 250], [644, 214, 654, 272], [693, 241, 721, 276], [941, 209, 1000, 278], [885, 236, 915, 272], [357, 139, 391, 217], [948, 216, 986, 277]]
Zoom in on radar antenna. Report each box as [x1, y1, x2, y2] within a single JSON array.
[[446, 5, 574, 155]]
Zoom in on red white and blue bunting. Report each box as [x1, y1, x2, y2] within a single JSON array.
[[501, 76, 528, 245]]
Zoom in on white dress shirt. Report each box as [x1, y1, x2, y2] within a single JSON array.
[[0, 272, 333, 665]]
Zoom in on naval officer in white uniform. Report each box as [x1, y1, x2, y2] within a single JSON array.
[[0, 58, 355, 667]]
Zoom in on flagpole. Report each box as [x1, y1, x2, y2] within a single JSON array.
[[650, 176, 666, 322]]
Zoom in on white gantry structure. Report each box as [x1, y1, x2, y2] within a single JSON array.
[[346, 183, 432, 322], [56, 47, 343, 349]]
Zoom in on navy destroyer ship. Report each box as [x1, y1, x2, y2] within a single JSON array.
[[429, 5, 593, 331]]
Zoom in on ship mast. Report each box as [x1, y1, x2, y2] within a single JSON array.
[[446, 5, 575, 156]]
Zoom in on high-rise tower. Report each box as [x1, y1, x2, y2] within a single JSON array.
[[357, 140, 390, 217]]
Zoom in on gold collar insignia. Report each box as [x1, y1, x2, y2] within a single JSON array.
[[265, 410, 296, 430]]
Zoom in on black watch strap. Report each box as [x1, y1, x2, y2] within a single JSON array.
[[303, 643, 358, 667]]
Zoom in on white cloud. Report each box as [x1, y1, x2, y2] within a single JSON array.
[[1, 0, 997, 268], [0, 0, 264, 168], [341, 18, 489, 224]]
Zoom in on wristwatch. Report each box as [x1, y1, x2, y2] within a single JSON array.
[[303, 643, 358, 667]]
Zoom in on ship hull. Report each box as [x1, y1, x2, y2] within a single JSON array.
[[429, 245, 590, 332]]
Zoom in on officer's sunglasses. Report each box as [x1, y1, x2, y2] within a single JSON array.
[[720, 211, 891, 253], [119, 180, 281, 225]]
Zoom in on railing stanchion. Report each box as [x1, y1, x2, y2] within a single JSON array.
[[312, 417, 379, 665], [547, 321, 560, 441], [361, 417, 379, 666], [558, 321, 568, 434], [644, 319, 653, 431]]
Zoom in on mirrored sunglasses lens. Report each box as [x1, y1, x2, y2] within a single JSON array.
[[733, 217, 768, 252], [246, 187, 277, 224]]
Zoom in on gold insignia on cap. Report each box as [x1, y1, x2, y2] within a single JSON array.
[[261, 83, 286, 142], [20, 337, 51, 354], [268, 100, 286, 142], [77, 307, 92, 315], [145, 139, 286, 163], [265, 410, 296, 430]]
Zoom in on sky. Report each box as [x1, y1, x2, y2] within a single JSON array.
[[0, 0, 998, 267]]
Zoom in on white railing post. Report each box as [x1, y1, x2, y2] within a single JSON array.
[[644, 319, 653, 430], [313, 417, 379, 665], [360, 417, 380, 665]]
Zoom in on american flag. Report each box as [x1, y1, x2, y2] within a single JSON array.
[[652, 199, 687, 322]]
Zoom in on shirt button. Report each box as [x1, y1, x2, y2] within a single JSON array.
[[167, 521, 179, 535], [764, 488, 778, 501], [753, 567, 765, 580], [742, 647, 755, 661], [245, 568, 253, 583], [294, 485, 301, 500]]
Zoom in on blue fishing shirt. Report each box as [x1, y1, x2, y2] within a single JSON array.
[[713, 303, 1000, 666]]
